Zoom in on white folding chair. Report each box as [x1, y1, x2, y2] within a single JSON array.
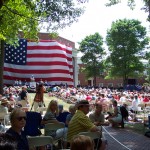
[[18, 100, 29, 107], [3, 114, 11, 130], [27, 136, 53, 150], [0, 112, 8, 125], [36, 107, 47, 116], [78, 131, 102, 150], [44, 122, 66, 149], [21, 107, 30, 112]]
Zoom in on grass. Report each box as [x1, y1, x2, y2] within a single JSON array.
[[28, 93, 71, 111], [125, 122, 149, 135]]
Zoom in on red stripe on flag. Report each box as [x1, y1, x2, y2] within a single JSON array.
[[27, 53, 72, 61], [27, 46, 72, 54], [26, 61, 73, 68], [4, 67, 73, 75], [4, 75, 73, 82]]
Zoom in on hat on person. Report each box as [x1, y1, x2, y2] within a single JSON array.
[[76, 100, 90, 108], [1, 99, 9, 105]]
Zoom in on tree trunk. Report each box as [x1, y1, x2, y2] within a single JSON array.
[[123, 74, 128, 87], [0, 40, 4, 94], [148, 0, 150, 21], [94, 75, 96, 87]]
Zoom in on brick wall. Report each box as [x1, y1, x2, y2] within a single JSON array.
[[78, 64, 146, 87]]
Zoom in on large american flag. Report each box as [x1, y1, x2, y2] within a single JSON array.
[[3, 39, 74, 86]]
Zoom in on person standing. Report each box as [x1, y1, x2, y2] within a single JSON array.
[[33, 83, 45, 111]]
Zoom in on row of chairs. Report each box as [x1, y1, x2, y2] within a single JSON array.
[[27, 129, 104, 150], [1, 111, 105, 150]]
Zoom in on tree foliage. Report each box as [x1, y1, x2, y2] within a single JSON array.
[[0, 0, 88, 44], [78, 32, 105, 86], [105, 19, 149, 86], [0, 0, 88, 94], [105, 0, 150, 21], [145, 51, 150, 83]]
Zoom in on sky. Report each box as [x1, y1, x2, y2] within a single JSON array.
[[57, 0, 150, 51]]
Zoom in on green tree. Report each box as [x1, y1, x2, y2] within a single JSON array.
[[145, 51, 150, 83], [105, 0, 150, 21], [0, 0, 88, 44], [105, 19, 149, 86], [78, 32, 105, 86], [0, 0, 88, 94]]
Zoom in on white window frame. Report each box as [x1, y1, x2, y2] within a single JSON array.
[[108, 83, 113, 87], [117, 83, 123, 87], [99, 83, 103, 87]]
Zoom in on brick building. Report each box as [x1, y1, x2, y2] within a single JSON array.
[[77, 62, 147, 88]]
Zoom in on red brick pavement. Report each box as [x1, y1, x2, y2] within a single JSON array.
[[103, 126, 150, 150]]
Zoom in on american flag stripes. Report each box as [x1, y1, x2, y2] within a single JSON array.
[[4, 39, 73, 86]]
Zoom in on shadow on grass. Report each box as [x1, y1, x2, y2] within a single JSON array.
[[125, 122, 149, 135]]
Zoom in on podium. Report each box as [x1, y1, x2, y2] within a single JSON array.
[[30, 82, 36, 89]]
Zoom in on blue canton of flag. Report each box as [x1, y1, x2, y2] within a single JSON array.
[[4, 39, 27, 65]]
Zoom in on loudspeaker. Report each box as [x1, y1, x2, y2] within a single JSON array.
[[128, 79, 136, 85]]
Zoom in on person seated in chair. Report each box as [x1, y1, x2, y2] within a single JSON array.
[[6, 108, 29, 150], [66, 105, 76, 126], [18, 86, 29, 108], [67, 100, 106, 150], [41, 100, 68, 140], [0, 133, 17, 150], [56, 104, 70, 125], [0, 99, 9, 114], [107, 100, 122, 127], [89, 103, 109, 126], [71, 135, 94, 150]]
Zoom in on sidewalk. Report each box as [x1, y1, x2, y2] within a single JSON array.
[[103, 126, 150, 150]]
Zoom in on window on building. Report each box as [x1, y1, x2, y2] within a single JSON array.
[[117, 83, 123, 87], [108, 83, 113, 87], [99, 83, 103, 87]]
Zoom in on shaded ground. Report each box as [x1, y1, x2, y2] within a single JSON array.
[[103, 126, 150, 150]]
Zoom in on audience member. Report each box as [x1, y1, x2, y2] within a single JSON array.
[[108, 100, 122, 127], [18, 86, 29, 107], [6, 108, 29, 150], [89, 103, 109, 126], [67, 100, 105, 150], [71, 135, 94, 150], [0, 99, 9, 114], [0, 133, 17, 150], [41, 100, 68, 140], [66, 105, 76, 126]]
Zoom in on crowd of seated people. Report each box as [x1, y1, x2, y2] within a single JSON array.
[[48, 86, 150, 114], [0, 84, 150, 149]]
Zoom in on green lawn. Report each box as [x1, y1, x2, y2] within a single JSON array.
[[28, 93, 71, 111]]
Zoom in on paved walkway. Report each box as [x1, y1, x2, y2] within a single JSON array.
[[103, 126, 150, 150]]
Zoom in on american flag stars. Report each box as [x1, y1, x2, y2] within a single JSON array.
[[5, 39, 27, 65]]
